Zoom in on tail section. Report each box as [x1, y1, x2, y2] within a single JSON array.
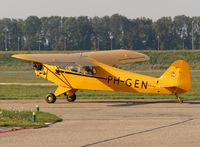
[[158, 60, 191, 94]]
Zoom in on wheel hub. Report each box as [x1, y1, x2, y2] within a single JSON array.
[[48, 96, 53, 101]]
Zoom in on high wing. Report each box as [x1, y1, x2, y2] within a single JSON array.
[[12, 49, 149, 67]]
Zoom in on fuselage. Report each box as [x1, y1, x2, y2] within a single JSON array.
[[35, 63, 175, 95]]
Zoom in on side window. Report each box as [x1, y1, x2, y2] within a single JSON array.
[[66, 66, 80, 73], [65, 65, 96, 75], [83, 66, 96, 75]]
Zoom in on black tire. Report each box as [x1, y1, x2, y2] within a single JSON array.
[[45, 93, 56, 103], [66, 94, 76, 102]]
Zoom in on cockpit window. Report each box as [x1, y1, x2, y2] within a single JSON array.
[[65, 65, 96, 75], [67, 66, 80, 72], [83, 66, 96, 75]]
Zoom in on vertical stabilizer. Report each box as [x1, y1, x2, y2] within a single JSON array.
[[158, 60, 191, 94]]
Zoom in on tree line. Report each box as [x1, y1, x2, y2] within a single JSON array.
[[0, 14, 199, 51]]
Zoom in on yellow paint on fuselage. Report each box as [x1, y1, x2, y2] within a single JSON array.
[[35, 63, 176, 96]]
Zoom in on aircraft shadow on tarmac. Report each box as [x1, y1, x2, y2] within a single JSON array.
[[54, 99, 200, 106], [73, 99, 200, 107], [109, 99, 200, 107], [107, 100, 179, 107], [72, 99, 181, 107], [185, 101, 200, 104]]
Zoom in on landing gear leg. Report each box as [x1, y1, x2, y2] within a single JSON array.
[[175, 94, 183, 103]]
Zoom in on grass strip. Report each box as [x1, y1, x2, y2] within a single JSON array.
[[0, 109, 62, 127]]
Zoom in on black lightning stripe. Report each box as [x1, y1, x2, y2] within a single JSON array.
[[56, 70, 107, 80]]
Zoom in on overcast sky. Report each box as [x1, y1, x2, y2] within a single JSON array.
[[0, 0, 199, 20]]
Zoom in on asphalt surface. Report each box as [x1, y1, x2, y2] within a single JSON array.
[[0, 99, 200, 147]]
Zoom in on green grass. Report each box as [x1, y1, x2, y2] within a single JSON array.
[[0, 85, 55, 99], [0, 70, 199, 100], [0, 109, 62, 127], [1, 50, 200, 70], [0, 71, 46, 83]]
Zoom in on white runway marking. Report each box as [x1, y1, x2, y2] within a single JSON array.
[[0, 83, 55, 86]]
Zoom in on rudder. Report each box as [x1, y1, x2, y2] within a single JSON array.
[[158, 60, 191, 94]]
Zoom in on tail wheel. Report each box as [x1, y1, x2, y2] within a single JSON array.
[[45, 93, 56, 103], [66, 94, 76, 102]]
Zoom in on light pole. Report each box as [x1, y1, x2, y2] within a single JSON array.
[[64, 33, 71, 51], [157, 35, 160, 50], [38, 31, 44, 51], [39, 41, 41, 51], [37, 36, 41, 51], [64, 36, 67, 51], [23, 36, 26, 51], [181, 24, 187, 50], [8, 32, 11, 51], [192, 20, 194, 50], [181, 35, 185, 50], [97, 37, 100, 50], [60, 18, 63, 31], [37, 34, 41, 51], [109, 32, 113, 50], [3, 28, 8, 51], [17, 36, 20, 51], [4, 35, 7, 51]]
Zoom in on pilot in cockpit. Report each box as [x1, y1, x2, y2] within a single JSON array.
[[84, 66, 94, 75]]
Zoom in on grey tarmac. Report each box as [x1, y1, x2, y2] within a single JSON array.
[[0, 99, 200, 147]]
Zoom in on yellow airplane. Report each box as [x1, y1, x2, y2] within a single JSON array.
[[12, 50, 191, 103]]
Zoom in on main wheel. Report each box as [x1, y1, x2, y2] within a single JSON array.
[[66, 94, 76, 102], [45, 93, 56, 103]]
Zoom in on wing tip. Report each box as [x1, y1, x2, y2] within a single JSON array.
[[11, 54, 36, 62], [11, 54, 24, 59]]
